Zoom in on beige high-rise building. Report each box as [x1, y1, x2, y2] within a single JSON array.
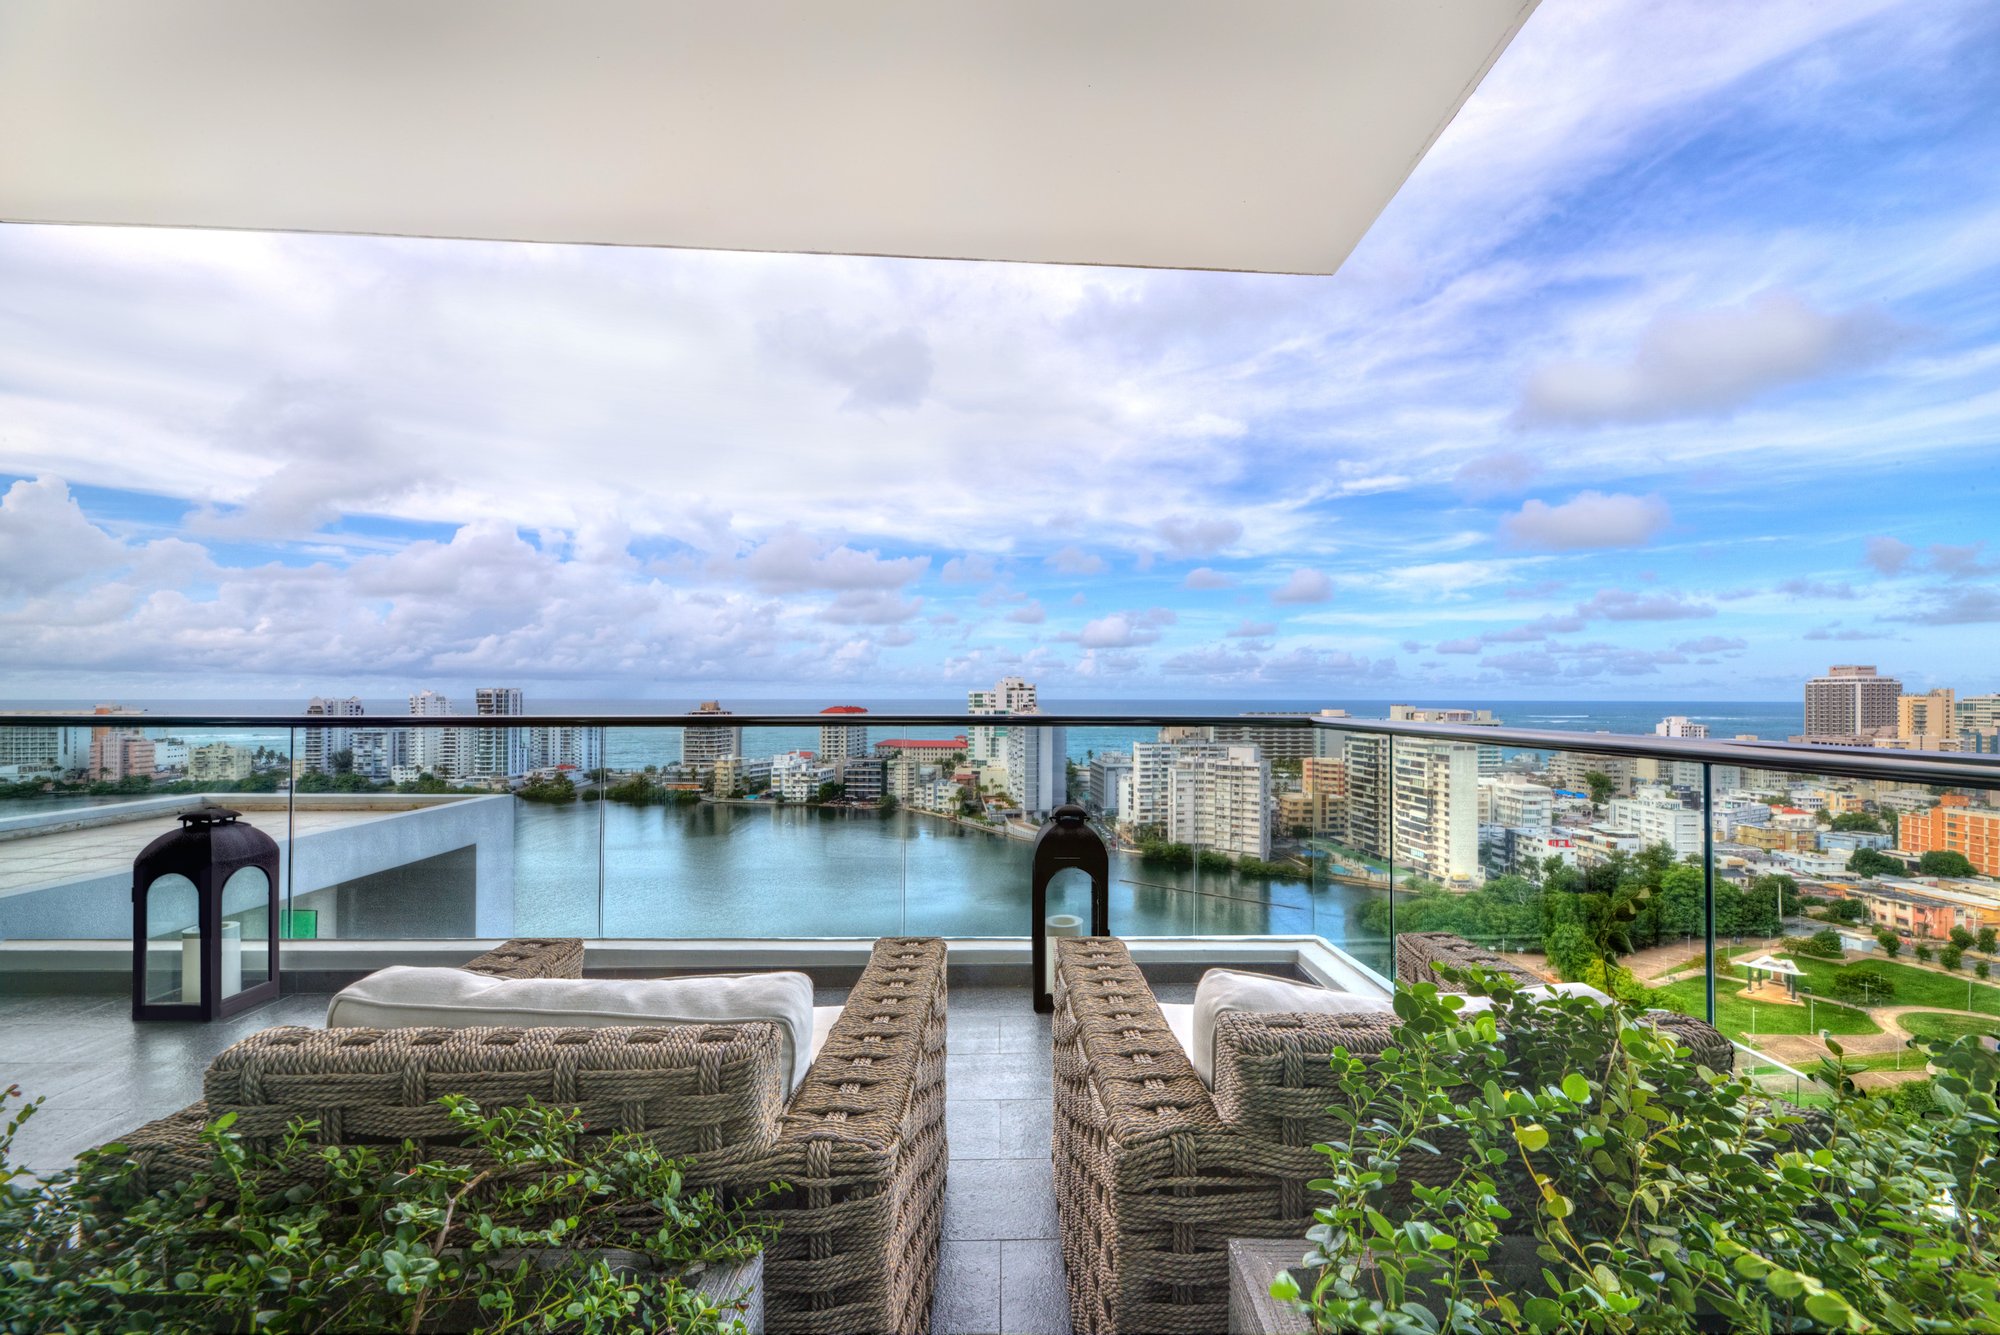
[[189, 741, 253, 783], [967, 676, 1036, 766], [1805, 665, 1901, 736], [1391, 739, 1480, 886], [817, 706, 870, 763], [1898, 688, 1957, 741], [1165, 744, 1270, 860], [683, 700, 744, 774]]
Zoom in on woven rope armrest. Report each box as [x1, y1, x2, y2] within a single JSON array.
[[461, 937, 585, 979], [698, 936, 948, 1335], [1209, 1009, 1402, 1145], [1396, 932, 1547, 988], [1052, 936, 1220, 1138]]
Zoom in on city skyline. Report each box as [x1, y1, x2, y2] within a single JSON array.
[[2, 1, 1997, 701]]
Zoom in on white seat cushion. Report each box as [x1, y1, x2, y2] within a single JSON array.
[[1158, 1002, 1196, 1068], [1451, 980, 1614, 1013], [1186, 969, 1393, 1087], [810, 1004, 844, 1064], [328, 967, 819, 1095]]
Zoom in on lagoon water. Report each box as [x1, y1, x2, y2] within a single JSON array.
[[510, 798, 1390, 972]]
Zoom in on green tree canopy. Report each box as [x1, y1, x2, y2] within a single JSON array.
[[1919, 849, 1978, 878]]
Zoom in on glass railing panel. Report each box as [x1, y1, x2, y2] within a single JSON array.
[[899, 719, 1033, 937], [600, 720, 907, 938], [0, 723, 293, 940], [1697, 753, 2000, 1106], [282, 722, 552, 940], [1297, 725, 1394, 979]]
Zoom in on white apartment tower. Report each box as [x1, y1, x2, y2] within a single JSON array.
[[1165, 744, 1271, 860], [1129, 740, 1231, 831], [1391, 739, 1480, 885], [1804, 665, 1902, 737], [1608, 793, 1705, 858], [967, 676, 1036, 766], [467, 687, 527, 779], [296, 695, 364, 776], [1005, 723, 1068, 820], [1341, 734, 1394, 860], [1655, 716, 1709, 740], [817, 707, 870, 764], [683, 701, 744, 774], [1478, 777, 1553, 831], [408, 689, 460, 777]]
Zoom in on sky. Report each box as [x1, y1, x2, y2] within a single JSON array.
[[2, 0, 1997, 705]]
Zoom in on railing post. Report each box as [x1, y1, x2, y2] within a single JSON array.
[[1031, 804, 1109, 1013], [1702, 760, 1716, 1026]]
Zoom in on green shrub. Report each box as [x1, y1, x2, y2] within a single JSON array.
[[0, 1090, 772, 1334], [1275, 966, 2000, 1333], [1829, 967, 1895, 1005]]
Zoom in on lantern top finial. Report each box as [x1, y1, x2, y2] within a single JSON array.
[[177, 807, 243, 827]]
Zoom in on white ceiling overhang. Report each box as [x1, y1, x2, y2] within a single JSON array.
[[0, 0, 1536, 274]]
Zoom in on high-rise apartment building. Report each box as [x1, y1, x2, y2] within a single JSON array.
[[1388, 705, 1503, 775], [1548, 747, 1635, 799], [1210, 712, 1334, 762], [1129, 740, 1231, 831], [89, 729, 155, 781], [407, 689, 459, 777], [967, 676, 1036, 766], [1294, 754, 1347, 837], [1087, 751, 1133, 818], [1654, 716, 1708, 740], [683, 701, 744, 774], [1898, 689, 1957, 741], [1005, 724, 1068, 819], [1391, 739, 1480, 885], [1958, 695, 2000, 732], [0, 720, 63, 775], [526, 725, 602, 773], [463, 687, 527, 779], [1342, 734, 1394, 860], [817, 706, 870, 764], [297, 695, 364, 776], [1804, 665, 1902, 737], [1900, 796, 2000, 878], [1607, 792, 1704, 858], [1478, 777, 1553, 831], [1165, 744, 1271, 860], [188, 741, 252, 783]]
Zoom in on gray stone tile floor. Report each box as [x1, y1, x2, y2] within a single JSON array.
[[0, 981, 1197, 1335]]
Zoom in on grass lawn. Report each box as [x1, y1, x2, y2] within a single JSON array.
[[1900, 1011, 2000, 1043], [1652, 977, 1880, 1039], [1783, 956, 2000, 1015]]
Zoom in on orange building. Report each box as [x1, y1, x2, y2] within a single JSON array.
[[1900, 795, 2000, 877]]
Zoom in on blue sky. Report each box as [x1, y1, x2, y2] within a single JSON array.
[[1, 0, 1996, 703]]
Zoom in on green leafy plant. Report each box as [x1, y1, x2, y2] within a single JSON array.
[[0, 1087, 774, 1334], [1273, 966, 2000, 1333]]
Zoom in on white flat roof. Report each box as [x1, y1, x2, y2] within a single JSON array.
[[0, 0, 1537, 274]]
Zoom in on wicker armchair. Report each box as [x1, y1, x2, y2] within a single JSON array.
[[1051, 935, 1731, 1335], [107, 936, 948, 1335]]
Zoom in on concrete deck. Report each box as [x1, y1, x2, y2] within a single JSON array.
[[0, 979, 1197, 1335]]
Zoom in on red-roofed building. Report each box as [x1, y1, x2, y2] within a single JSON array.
[[874, 737, 968, 757], [818, 706, 869, 763]]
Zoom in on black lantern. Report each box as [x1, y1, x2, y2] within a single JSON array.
[[1030, 804, 1109, 1013], [132, 808, 281, 1021]]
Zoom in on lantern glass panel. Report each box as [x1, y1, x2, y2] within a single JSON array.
[[219, 866, 271, 997], [142, 872, 200, 1005]]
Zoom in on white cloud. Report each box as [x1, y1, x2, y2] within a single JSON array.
[[733, 529, 929, 592], [1076, 614, 1161, 649], [1007, 601, 1047, 624], [1044, 545, 1107, 576], [758, 312, 934, 410], [1574, 588, 1714, 621], [1452, 451, 1541, 500], [1864, 536, 1915, 575], [939, 554, 999, 584], [1269, 568, 1333, 605], [1153, 515, 1243, 557], [814, 590, 924, 625], [1520, 291, 1906, 427], [1501, 492, 1671, 551], [1182, 567, 1235, 590], [1226, 619, 1276, 638]]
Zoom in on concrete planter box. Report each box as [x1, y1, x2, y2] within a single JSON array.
[[1228, 1236, 1549, 1334], [1228, 1240, 1312, 1335]]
